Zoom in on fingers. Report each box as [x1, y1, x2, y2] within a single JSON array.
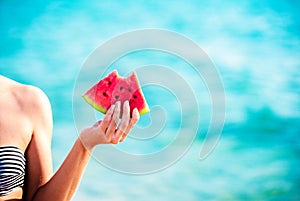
[[119, 107, 140, 142], [97, 100, 140, 144], [105, 101, 121, 140], [112, 100, 130, 143], [99, 104, 115, 132]]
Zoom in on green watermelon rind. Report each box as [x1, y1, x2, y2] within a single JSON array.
[[82, 93, 150, 116], [82, 70, 150, 116], [82, 94, 107, 114], [139, 104, 150, 116]]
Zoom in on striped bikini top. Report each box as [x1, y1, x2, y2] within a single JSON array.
[[0, 146, 26, 196]]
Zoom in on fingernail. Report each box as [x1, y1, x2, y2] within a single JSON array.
[[125, 100, 129, 106], [110, 104, 115, 110], [133, 108, 139, 115]]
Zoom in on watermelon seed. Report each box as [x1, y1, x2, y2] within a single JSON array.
[[102, 92, 107, 97], [127, 88, 132, 92], [115, 95, 119, 99], [133, 95, 137, 99], [120, 86, 124, 91], [108, 81, 112, 85]]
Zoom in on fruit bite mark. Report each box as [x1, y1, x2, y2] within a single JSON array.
[[82, 70, 150, 116]]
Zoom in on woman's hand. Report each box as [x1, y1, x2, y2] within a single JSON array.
[[79, 100, 140, 151]]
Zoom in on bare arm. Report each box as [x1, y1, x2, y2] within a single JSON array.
[[26, 96, 139, 201], [31, 138, 89, 201], [23, 86, 54, 201]]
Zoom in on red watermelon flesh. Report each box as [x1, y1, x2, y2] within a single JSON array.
[[82, 70, 150, 116]]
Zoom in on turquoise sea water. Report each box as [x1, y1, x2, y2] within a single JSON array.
[[1, 0, 300, 200]]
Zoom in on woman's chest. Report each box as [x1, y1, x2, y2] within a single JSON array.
[[0, 99, 32, 152]]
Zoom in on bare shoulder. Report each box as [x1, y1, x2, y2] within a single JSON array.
[[15, 84, 53, 138], [14, 84, 50, 113], [22, 85, 50, 106]]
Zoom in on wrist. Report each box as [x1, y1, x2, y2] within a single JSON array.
[[78, 131, 96, 153]]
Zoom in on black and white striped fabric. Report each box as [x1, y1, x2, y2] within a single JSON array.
[[0, 146, 26, 196]]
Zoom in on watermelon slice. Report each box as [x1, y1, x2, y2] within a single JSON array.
[[82, 70, 150, 116]]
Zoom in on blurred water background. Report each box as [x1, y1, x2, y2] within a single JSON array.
[[1, 0, 300, 200]]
